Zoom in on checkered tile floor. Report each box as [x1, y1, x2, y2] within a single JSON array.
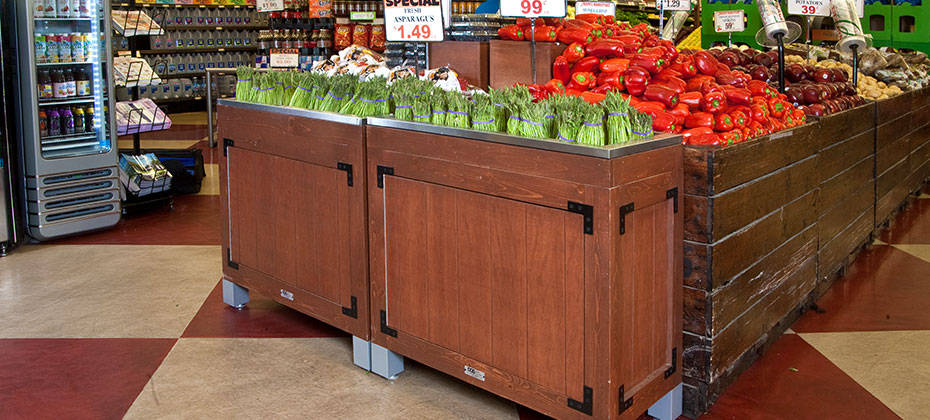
[[1, 114, 926, 419]]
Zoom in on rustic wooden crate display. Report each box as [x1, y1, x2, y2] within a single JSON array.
[[428, 41, 490, 90], [217, 102, 371, 339], [489, 40, 565, 90], [365, 121, 683, 420], [875, 88, 930, 227]]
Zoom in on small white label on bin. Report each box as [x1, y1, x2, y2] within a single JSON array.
[[280, 289, 294, 301], [575, 1, 616, 16], [714, 10, 745, 33], [464, 365, 486, 381]]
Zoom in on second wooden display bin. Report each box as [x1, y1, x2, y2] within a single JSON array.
[[216, 100, 370, 340], [364, 119, 684, 419]]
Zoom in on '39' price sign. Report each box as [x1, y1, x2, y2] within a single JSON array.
[[383, 0, 444, 42], [787, 0, 864, 18], [500, 0, 567, 18]]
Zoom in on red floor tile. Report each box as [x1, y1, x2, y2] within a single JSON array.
[[190, 140, 221, 165], [0, 338, 175, 420], [879, 198, 930, 244], [182, 281, 348, 338], [791, 245, 930, 333], [697, 334, 899, 420], [49, 194, 221, 246]]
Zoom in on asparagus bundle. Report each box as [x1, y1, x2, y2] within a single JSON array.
[[288, 73, 315, 109], [283, 71, 298, 104], [631, 112, 655, 141], [343, 77, 391, 117], [488, 89, 509, 133], [470, 94, 498, 132], [602, 90, 635, 144], [431, 89, 447, 126], [412, 95, 432, 123], [307, 74, 328, 110], [235, 66, 253, 102], [520, 101, 550, 139], [444, 91, 470, 128], [577, 105, 606, 146], [556, 98, 585, 143], [319, 75, 357, 113], [255, 73, 275, 105]]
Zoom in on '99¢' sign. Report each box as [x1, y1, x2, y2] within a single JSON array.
[[500, 0, 567, 18]]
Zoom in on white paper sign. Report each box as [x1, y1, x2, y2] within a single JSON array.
[[257, 0, 284, 12], [383, 0, 445, 42], [270, 49, 299, 68], [787, 0, 864, 18], [500, 0, 567, 18], [575, 1, 616, 16], [658, 0, 691, 12], [715, 10, 745, 33]]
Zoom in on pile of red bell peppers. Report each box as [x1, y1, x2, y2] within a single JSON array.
[[497, 14, 632, 43], [521, 17, 809, 146]]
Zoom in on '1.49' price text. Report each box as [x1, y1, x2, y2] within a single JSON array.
[[395, 24, 432, 39]]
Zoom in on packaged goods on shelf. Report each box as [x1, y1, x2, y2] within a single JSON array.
[[113, 56, 161, 87], [448, 14, 500, 42], [111, 10, 163, 36], [118, 153, 172, 198], [115, 98, 171, 134]]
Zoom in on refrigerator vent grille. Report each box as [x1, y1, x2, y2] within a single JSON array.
[[46, 204, 115, 222], [46, 192, 115, 210], [43, 169, 114, 185], [44, 181, 114, 198]]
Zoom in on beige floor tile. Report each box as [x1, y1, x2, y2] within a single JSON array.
[[125, 338, 519, 420], [801, 331, 930, 420], [117, 139, 199, 150], [918, 193, 930, 199], [197, 164, 219, 195], [892, 244, 930, 264], [169, 111, 208, 125], [0, 245, 220, 338], [874, 239, 887, 245]]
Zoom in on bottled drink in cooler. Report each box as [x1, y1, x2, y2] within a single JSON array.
[[75, 68, 90, 96], [73, 107, 84, 133], [63, 68, 75, 97], [38, 70, 54, 99], [38, 110, 49, 137], [84, 106, 94, 133], [71, 33, 85, 62], [60, 107, 74, 135], [47, 109, 60, 136], [52, 69, 68, 98], [58, 34, 71, 62]]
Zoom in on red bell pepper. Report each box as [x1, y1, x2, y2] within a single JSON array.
[[543, 17, 563, 26], [522, 84, 549, 102], [622, 43, 643, 54], [686, 75, 715, 92], [668, 103, 690, 125], [557, 28, 594, 45], [651, 110, 679, 133], [644, 83, 680, 109], [564, 19, 598, 32], [685, 112, 715, 129], [622, 93, 642, 106], [630, 55, 665, 75], [575, 14, 602, 24], [571, 56, 601, 74], [544, 79, 566, 96], [690, 132, 722, 146], [586, 39, 626, 58], [516, 18, 532, 27], [642, 35, 659, 48], [610, 35, 642, 45], [670, 56, 698, 79], [641, 46, 667, 58], [552, 56, 571, 84], [656, 76, 686, 94], [702, 91, 727, 114], [747, 80, 775, 98], [693, 51, 720, 76], [590, 84, 618, 94], [750, 104, 769, 123], [731, 110, 748, 128], [562, 43, 586, 63], [714, 113, 734, 131], [654, 68, 683, 81], [596, 71, 624, 90], [622, 66, 650, 96], [682, 127, 715, 144], [567, 72, 596, 91], [581, 91, 606, 104], [498, 25, 524, 41], [792, 109, 807, 125], [600, 58, 630, 73], [721, 86, 752, 106], [768, 97, 787, 118], [680, 91, 703, 111], [633, 101, 667, 115], [523, 25, 558, 42], [657, 40, 679, 62], [566, 89, 584, 97], [701, 80, 724, 96]]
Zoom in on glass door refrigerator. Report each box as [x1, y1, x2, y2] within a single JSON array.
[[10, 0, 120, 240]]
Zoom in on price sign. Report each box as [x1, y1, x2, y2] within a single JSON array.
[[787, 0, 863, 18], [350, 10, 376, 20], [257, 0, 283, 12], [658, 0, 691, 11], [270, 48, 299, 68], [383, 0, 444, 42], [500, 0, 567, 18], [575, 1, 615, 16], [714, 10, 745, 33]]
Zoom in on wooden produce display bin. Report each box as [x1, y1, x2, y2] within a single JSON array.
[[875, 88, 930, 229], [681, 121, 821, 415], [489, 40, 565, 89], [216, 100, 370, 339], [365, 119, 683, 419], [816, 104, 877, 284], [428, 41, 490, 90]]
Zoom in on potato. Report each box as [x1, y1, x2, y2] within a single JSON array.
[[877, 81, 887, 88]]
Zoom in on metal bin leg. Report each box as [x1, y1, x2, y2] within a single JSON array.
[[647, 383, 683, 420], [352, 336, 404, 380], [222, 279, 249, 308]]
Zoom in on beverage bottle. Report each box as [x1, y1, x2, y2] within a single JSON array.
[[84, 106, 95, 133], [71, 33, 85, 62], [225, 30, 235, 48], [167, 55, 178, 75], [38, 110, 49, 137], [174, 30, 184, 49], [76, 67, 90, 96], [183, 9, 194, 25], [205, 52, 216, 70], [57, 0, 70, 18], [73, 107, 85, 133], [153, 54, 167, 75], [234, 9, 243, 26], [35, 34, 48, 63], [195, 31, 205, 48], [60, 107, 74, 135], [226, 52, 234, 68], [34, 0, 46, 18], [182, 77, 193, 98], [63, 68, 76, 97], [52, 69, 68, 98], [195, 8, 205, 25], [55, 34, 70, 62], [185, 30, 195, 48], [205, 29, 216, 47], [171, 79, 182, 98], [197, 53, 207, 72], [47, 109, 60, 136], [38, 70, 54, 99], [243, 9, 252, 25], [68, 0, 79, 17]]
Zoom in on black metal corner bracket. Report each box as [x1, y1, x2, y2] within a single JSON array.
[[666, 187, 679, 213], [223, 138, 234, 157], [376, 165, 394, 189], [226, 248, 239, 270], [380, 310, 397, 337], [337, 162, 354, 187], [341, 296, 358, 318], [618, 385, 634, 414], [619, 202, 635, 235], [567, 386, 593, 415], [567, 201, 594, 235], [664, 347, 678, 379]]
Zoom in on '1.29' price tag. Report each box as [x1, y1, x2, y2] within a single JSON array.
[[714, 10, 745, 33], [500, 0, 567, 18], [658, 0, 691, 12], [382, 0, 444, 42]]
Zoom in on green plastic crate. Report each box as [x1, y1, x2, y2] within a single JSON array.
[[892, 2, 930, 44], [863, 2, 893, 41], [701, 0, 733, 48]]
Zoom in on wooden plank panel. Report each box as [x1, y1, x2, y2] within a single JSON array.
[[817, 104, 875, 149], [819, 180, 874, 244], [563, 209, 586, 402], [426, 184, 460, 352], [313, 166, 343, 303], [295, 162, 320, 295], [252, 153, 277, 276], [235, 148, 258, 269], [272, 157, 298, 286], [819, 209, 873, 281], [456, 190, 493, 365], [683, 240, 710, 290], [819, 129, 875, 182], [631, 206, 657, 382], [384, 177, 430, 339], [226, 147, 241, 264], [525, 205, 566, 394], [877, 158, 909, 199], [876, 89, 915, 122], [683, 286, 709, 335], [684, 193, 710, 243], [610, 145, 682, 188], [683, 146, 711, 195], [712, 123, 819, 193], [652, 202, 672, 372], [820, 156, 873, 209], [489, 198, 527, 377], [876, 135, 911, 176], [336, 164, 352, 309]]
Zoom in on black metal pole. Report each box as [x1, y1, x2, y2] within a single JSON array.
[[776, 33, 785, 93], [851, 44, 859, 87]]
